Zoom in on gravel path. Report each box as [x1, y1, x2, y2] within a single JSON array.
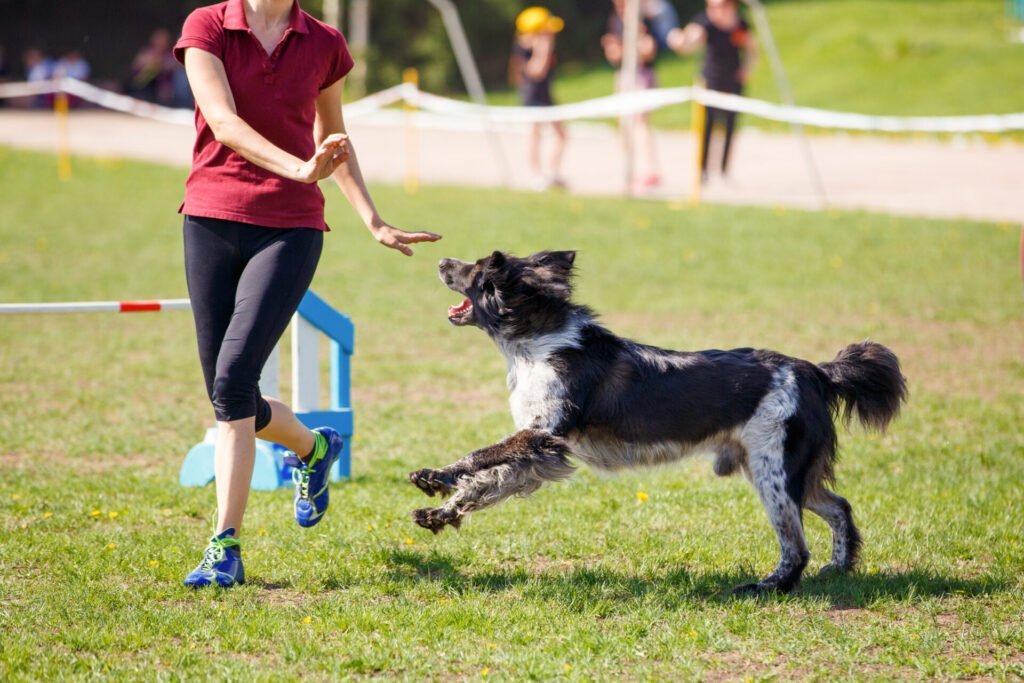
[[2, 109, 1021, 223]]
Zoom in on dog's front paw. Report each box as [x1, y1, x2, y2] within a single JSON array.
[[412, 507, 462, 534], [408, 469, 457, 498]]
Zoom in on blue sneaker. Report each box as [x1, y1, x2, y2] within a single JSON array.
[[183, 528, 244, 588], [287, 427, 343, 528]]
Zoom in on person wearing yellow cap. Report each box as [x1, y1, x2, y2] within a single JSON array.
[[511, 7, 567, 191]]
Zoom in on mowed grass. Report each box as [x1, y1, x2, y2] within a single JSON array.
[[0, 147, 1022, 680], [490, 0, 1024, 131]]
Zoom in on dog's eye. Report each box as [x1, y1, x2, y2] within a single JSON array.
[[482, 279, 495, 294]]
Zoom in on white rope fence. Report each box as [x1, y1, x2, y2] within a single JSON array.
[[3, 77, 1024, 134]]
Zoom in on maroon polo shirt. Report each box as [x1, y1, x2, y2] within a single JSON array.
[[174, 0, 354, 230]]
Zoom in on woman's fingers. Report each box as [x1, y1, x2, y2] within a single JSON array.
[[396, 230, 442, 244]]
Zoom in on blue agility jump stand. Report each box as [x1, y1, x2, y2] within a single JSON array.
[[179, 290, 354, 490]]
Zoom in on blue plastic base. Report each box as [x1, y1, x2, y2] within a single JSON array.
[[179, 411, 352, 491]]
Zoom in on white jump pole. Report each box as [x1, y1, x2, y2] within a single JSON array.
[[0, 299, 191, 314], [0, 298, 282, 399]]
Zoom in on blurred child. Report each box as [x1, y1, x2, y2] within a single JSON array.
[[511, 7, 567, 191], [602, 0, 661, 194]]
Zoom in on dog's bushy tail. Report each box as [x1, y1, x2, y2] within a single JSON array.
[[819, 341, 907, 431]]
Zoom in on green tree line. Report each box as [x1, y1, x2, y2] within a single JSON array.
[[1, 0, 717, 93]]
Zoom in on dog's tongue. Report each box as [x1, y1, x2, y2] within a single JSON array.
[[448, 299, 471, 316]]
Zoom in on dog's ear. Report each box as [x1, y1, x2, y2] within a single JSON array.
[[488, 251, 507, 268], [482, 251, 511, 286], [534, 250, 576, 273], [524, 250, 576, 299]]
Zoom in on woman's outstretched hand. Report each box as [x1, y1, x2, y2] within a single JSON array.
[[295, 133, 349, 184], [370, 221, 442, 256]]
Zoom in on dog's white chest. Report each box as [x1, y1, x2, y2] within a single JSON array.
[[507, 357, 564, 430]]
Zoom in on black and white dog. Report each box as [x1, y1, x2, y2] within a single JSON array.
[[409, 250, 907, 594]]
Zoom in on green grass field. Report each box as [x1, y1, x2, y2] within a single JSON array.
[[490, 0, 1024, 131], [1, 148, 1022, 680]]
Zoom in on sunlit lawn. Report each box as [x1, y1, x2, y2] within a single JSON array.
[[0, 148, 1021, 679]]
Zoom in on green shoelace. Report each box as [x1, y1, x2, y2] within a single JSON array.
[[292, 432, 328, 501], [197, 534, 240, 572]]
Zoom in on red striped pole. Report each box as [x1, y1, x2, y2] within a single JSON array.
[[0, 299, 191, 314]]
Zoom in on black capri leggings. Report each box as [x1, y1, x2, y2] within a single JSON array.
[[183, 215, 323, 430]]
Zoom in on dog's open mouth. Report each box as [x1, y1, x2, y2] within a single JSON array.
[[447, 298, 474, 325]]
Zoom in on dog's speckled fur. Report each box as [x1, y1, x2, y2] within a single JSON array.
[[412, 250, 907, 594]]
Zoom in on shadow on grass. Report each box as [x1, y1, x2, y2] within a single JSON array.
[[384, 549, 1009, 608]]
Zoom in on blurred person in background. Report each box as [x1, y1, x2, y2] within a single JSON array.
[[0, 44, 10, 81], [55, 49, 90, 81], [668, 0, 757, 184], [129, 29, 177, 104], [23, 47, 55, 82], [55, 50, 91, 108], [22, 48, 55, 108], [0, 45, 10, 108], [643, 0, 680, 50], [602, 0, 662, 194], [511, 6, 567, 191]]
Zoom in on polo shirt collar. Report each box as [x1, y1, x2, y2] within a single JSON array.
[[223, 0, 309, 34]]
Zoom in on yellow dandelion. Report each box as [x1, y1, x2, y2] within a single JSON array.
[[302, 616, 313, 625], [11, 494, 22, 501], [90, 510, 102, 517], [149, 560, 159, 567], [161, 508, 172, 515], [688, 630, 698, 637], [487, 643, 497, 650], [439, 597, 447, 604], [108, 511, 119, 519], [404, 538, 414, 546], [43, 511, 53, 519], [107, 543, 117, 550], [564, 664, 572, 672], [637, 491, 649, 503], [384, 522, 391, 528], [481, 669, 490, 677], [258, 528, 267, 536], [829, 255, 844, 269]]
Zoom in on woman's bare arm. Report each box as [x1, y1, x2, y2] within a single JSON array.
[[315, 78, 441, 256], [184, 46, 347, 184]]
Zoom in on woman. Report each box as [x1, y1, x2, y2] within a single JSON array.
[[174, 0, 440, 588], [510, 6, 567, 191], [668, 0, 757, 182]]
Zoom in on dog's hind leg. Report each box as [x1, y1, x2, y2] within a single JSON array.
[[735, 373, 810, 595], [409, 429, 564, 498], [411, 430, 575, 533], [734, 449, 810, 595], [806, 490, 861, 576]]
